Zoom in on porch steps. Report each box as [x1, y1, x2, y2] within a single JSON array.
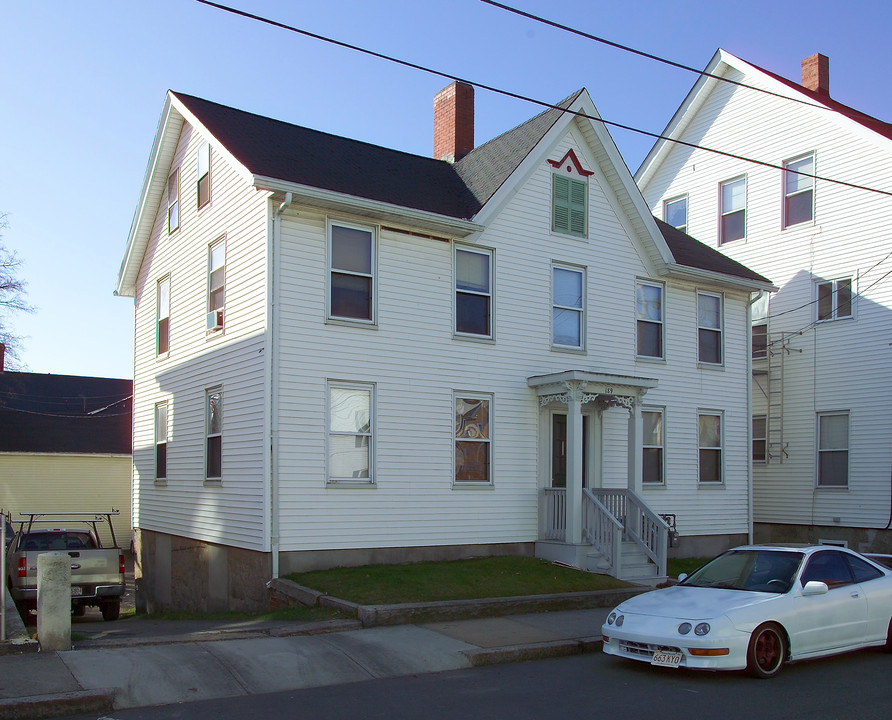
[[588, 541, 666, 587]]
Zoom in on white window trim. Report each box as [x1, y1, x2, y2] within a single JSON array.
[[326, 380, 375, 486], [326, 219, 378, 327], [205, 386, 223, 484], [454, 391, 493, 487], [167, 168, 180, 234], [752, 322, 768, 361], [157, 275, 170, 358], [197, 141, 211, 210], [642, 406, 665, 486], [663, 194, 688, 233], [815, 277, 854, 323], [817, 410, 850, 489], [453, 244, 494, 341], [698, 410, 724, 484], [719, 176, 746, 244], [154, 400, 169, 484], [752, 414, 767, 464], [636, 279, 665, 361], [697, 291, 724, 366], [207, 236, 226, 335], [551, 262, 586, 350], [782, 152, 815, 229]]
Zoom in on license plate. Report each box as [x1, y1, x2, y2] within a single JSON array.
[[651, 650, 682, 668], [71, 586, 82, 596]]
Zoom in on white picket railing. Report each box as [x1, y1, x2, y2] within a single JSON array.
[[582, 490, 624, 578], [541, 487, 566, 541], [590, 488, 668, 577]]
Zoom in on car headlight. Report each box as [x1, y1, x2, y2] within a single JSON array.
[[694, 622, 711, 636], [607, 612, 617, 625], [615, 614, 624, 627], [678, 622, 692, 635]]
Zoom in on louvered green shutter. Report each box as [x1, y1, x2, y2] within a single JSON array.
[[552, 175, 587, 237]]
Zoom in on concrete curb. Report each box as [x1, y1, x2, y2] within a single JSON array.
[[0, 688, 114, 720]]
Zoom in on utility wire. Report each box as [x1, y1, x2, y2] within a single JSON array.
[[195, 0, 892, 199], [480, 0, 831, 112]]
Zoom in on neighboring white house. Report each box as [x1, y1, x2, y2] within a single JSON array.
[[117, 82, 772, 612], [637, 50, 892, 552]]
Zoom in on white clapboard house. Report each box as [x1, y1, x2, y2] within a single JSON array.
[[117, 82, 772, 611], [637, 51, 892, 552]]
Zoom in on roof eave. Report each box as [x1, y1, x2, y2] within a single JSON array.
[[662, 262, 777, 293], [253, 176, 484, 237]]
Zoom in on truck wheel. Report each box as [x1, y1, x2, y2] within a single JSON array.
[[100, 600, 120, 621], [72, 604, 86, 617]]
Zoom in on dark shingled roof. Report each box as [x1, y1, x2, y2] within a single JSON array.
[[655, 218, 772, 284], [174, 90, 767, 285], [0, 373, 132, 455]]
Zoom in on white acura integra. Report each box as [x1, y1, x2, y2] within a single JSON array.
[[602, 545, 892, 678]]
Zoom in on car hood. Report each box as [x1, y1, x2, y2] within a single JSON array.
[[616, 585, 778, 620]]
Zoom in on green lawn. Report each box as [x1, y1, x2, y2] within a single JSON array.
[[285, 556, 632, 605], [667, 557, 710, 579]]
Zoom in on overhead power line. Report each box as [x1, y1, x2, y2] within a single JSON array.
[[194, 0, 892, 200]]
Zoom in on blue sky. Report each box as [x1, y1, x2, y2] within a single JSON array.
[[2, 0, 890, 379]]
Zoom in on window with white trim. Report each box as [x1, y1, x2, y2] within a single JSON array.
[[697, 292, 723, 364], [197, 142, 210, 209], [783, 153, 814, 228], [663, 196, 687, 233], [636, 281, 664, 359], [753, 415, 767, 463], [642, 408, 664, 484], [207, 238, 225, 332], [817, 278, 853, 321], [552, 174, 587, 237], [328, 382, 374, 483], [168, 168, 179, 233], [818, 412, 849, 487], [155, 401, 168, 481], [455, 394, 491, 483], [157, 275, 170, 356], [206, 388, 222, 481], [752, 322, 768, 360], [720, 177, 746, 243], [698, 412, 723, 483], [329, 222, 376, 323], [552, 264, 584, 348], [455, 246, 492, 337]]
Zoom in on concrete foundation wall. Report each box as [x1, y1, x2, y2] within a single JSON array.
[[668, 533, 749, 560], [754, 523, 892, 554]]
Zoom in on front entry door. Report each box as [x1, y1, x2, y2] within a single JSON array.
[[551, 414, 588, 488]]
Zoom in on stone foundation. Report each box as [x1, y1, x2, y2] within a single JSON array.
[[754, 523, 892, 554]]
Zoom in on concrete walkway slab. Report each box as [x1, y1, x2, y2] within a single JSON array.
[[423, 616, 563, 648]]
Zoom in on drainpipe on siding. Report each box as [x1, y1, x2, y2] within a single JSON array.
[[746, 290, 765, 544], [269, 192, 293, 579]]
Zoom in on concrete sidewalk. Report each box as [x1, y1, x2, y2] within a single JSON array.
[[0, 600, 622, 720]]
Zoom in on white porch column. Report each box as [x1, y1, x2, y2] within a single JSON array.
[[566, 383, 584, 544], [627, 396, 643, 493]]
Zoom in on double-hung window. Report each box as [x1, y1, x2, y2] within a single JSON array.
[[817, 412, 849, 487], [455, 394, 491, 484], [552, 174, 587, 237], [720, 177, 746, 243], [817, 278, 853, 321], [455, 246, 492, 338], [636, 281, 664, 359], [783, 154, 815, 227], [207, 238, 225, 332], [698, 412, 723, 483], [206, 388, 222, 481], [663, 196, 687, 233], [157, 276, 170, 356], [197, 142, 211, 209], [168, 169, 179, 233], [697, 292, 723, 364], [642, 408, 664, 484], [552, 264, 584, 349], [753, 415, 767, 463], [329, 222, 375, 323], [752, 322, 768, 360], [155, 401, 168, 481], [328, 382, 374, 483]]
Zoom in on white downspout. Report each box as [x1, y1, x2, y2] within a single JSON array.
[[269, 192, 292, 579], [746, 290, 765, 544]]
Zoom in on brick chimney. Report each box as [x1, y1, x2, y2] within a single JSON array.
[[433, 81, 474, 163], [802, 54, 830, 96]]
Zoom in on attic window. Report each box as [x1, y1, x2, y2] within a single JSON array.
[[548, 150, 592, 238], [197, 142, 211, 209], [168, 169, 179, 233]]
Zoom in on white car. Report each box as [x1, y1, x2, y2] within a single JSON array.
[[602, 545, 892, 678]]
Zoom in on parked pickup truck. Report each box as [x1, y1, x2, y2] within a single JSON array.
[[5, 511, 126, 621]]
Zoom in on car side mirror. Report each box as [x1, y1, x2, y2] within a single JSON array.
[[801, 580, 829, 596], [678, 573, 688, 582]]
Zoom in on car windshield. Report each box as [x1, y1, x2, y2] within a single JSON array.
[[18, 531, 96, 552], [681, 549, 804, 593]]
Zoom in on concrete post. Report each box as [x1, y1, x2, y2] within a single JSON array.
[[37, 552, 71, 651]]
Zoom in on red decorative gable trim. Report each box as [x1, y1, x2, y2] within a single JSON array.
[[547, 149, 594, 177]]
